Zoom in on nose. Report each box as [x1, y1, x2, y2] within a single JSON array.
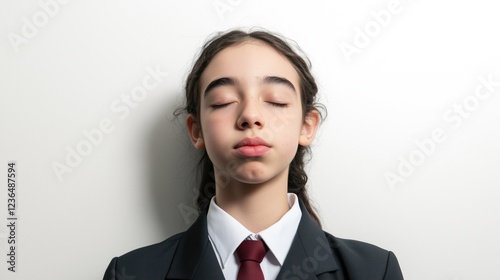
[[237, 100, 264, 130]]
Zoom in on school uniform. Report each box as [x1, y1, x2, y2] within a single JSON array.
[[207, 193, 302, 279], [103, 194, 404, 280]]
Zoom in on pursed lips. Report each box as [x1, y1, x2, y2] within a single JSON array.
[[234, 137, 271, 149], [234, 137, 271, 157]]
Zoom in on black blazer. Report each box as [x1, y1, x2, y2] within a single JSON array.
[[103, 199, 404, 280]]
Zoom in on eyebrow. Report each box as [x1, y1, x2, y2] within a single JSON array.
[[204, 77, 236, 96], [203, 76, 296, 96], [262, 76, 296, 93]]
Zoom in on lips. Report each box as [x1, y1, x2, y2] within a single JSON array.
[[234, 137, 271, 157]]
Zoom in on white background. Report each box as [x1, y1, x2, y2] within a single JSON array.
[[1, 0, 499, 279]]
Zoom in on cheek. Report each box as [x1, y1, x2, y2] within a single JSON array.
[[279, 136, 301, 164], [201, 113, 232, 142], [266, 110, 303, 137], [263, 108, 294, 131]]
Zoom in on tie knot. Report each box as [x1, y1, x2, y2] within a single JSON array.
[[236, 240, 268, 263]]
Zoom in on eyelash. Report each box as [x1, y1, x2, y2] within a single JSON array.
[[211, 103, 230, 110], [210, 102, 289, 110], [269, 102, 289, 108]]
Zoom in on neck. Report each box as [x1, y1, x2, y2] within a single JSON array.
[[214, 170, 290, 233]]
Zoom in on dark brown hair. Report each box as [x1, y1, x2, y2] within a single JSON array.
[[174, 29, 326, 226]]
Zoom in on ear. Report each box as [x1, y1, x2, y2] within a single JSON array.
[[299, 110, 320, 146], [186, 114, 205, 149]]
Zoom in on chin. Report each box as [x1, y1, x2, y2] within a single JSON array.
[[229, 171, 268, 184]]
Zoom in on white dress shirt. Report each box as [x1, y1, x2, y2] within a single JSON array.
[[207, 193, 302, 280]]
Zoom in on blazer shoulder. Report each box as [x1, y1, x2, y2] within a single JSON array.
[[103, 232, 185, 280], [120, 231, 183, 261], [324, 231, 404, 280], [324, 231, 389, 259]]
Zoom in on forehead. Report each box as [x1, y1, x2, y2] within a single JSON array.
[[199, 40, 300, 91]]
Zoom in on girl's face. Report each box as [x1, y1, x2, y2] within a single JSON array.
[[187, 40, 318, 186]]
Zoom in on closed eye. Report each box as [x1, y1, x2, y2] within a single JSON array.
[[210, 103, 231, 110], [269, 102, 289, 108]]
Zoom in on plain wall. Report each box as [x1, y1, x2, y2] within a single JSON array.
[[1, 0, 499, 279]]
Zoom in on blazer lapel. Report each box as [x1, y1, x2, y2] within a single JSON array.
[[164, 198, 342, 280], [165, 207, 225, 280], [276, 199, 341, 280]]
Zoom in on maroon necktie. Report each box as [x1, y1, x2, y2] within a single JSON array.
[[236, 239, 269, 280]]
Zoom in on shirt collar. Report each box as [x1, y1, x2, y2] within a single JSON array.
[[207, 193, 302, 268]]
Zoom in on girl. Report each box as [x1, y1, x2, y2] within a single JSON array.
[[103, 29, 404, 280]]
